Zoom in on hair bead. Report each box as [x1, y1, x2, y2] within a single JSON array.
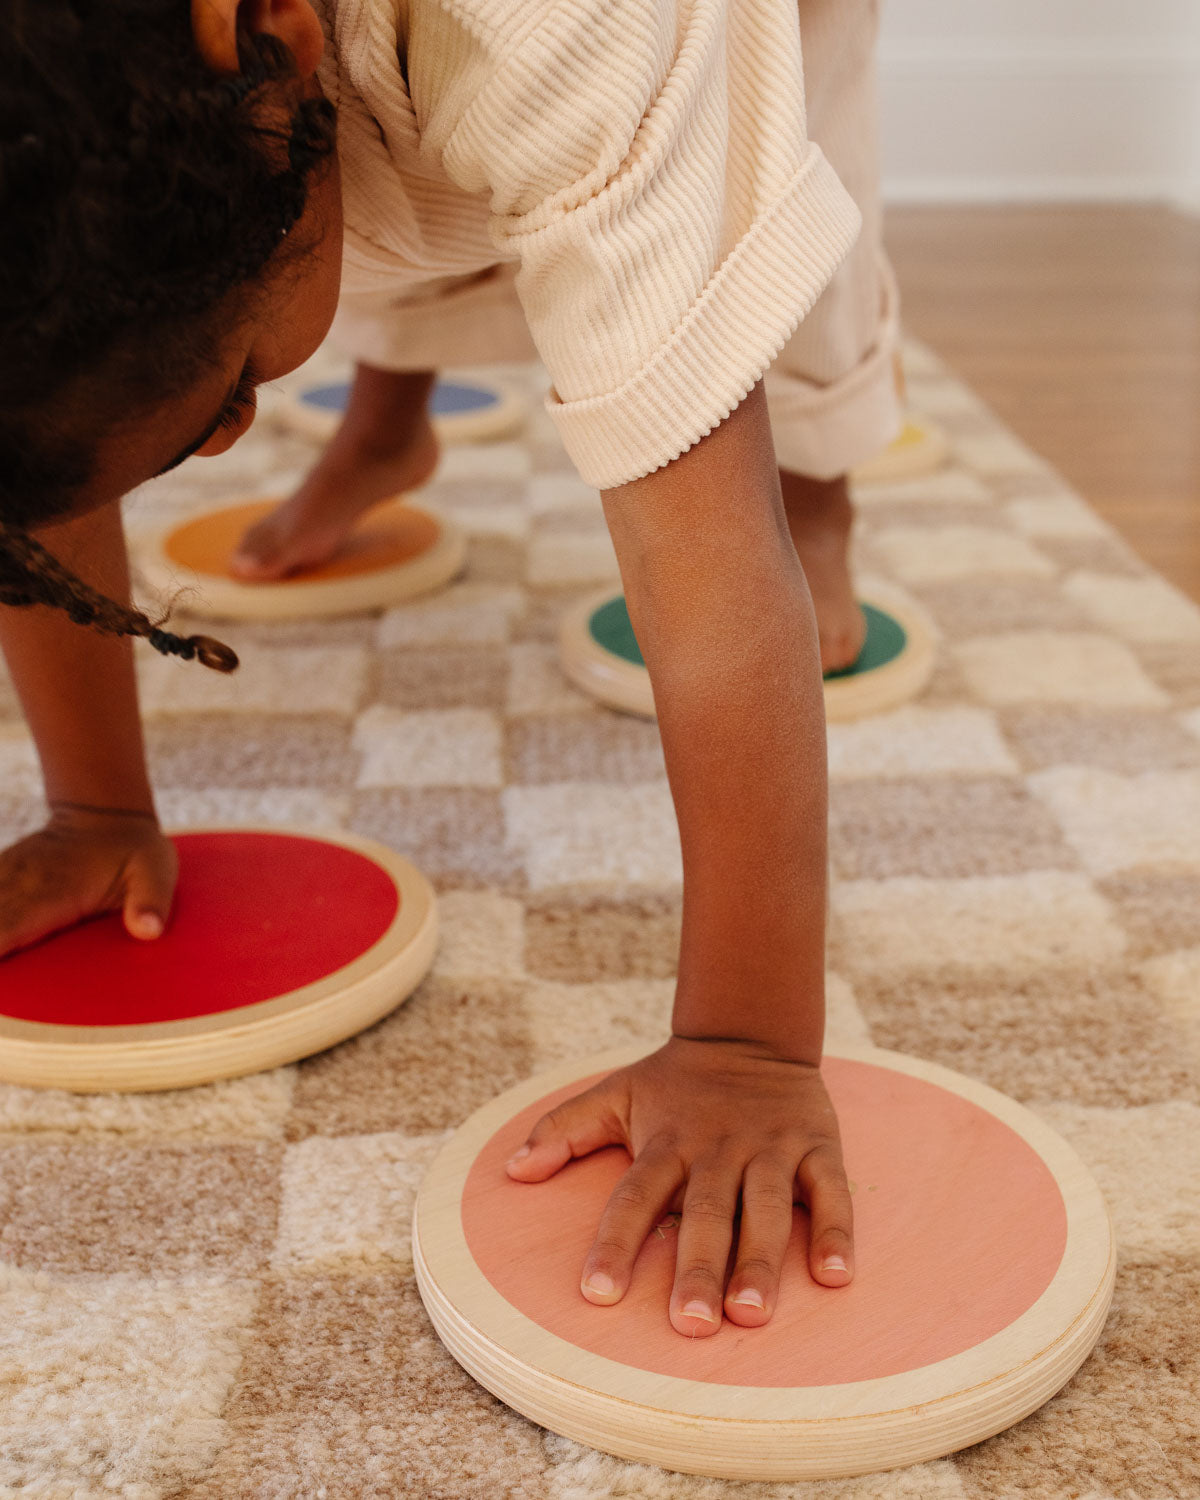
[[190, 634, 239, 673]]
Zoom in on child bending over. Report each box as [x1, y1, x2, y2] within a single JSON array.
[[0, 0, 899, 1337]]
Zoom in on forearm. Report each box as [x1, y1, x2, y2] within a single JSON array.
[[0, 502, 156, 814], [600, 383, 827, 1064]]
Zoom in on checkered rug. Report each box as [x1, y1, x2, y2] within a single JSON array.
[[1, 342, 1198, 1499]]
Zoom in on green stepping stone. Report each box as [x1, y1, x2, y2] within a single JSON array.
[[587, 597, 907, 678]]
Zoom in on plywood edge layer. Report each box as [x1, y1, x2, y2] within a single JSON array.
[[414, 1209, 1114, 1481], [558, 593, 656, 718], [0, 826, 439, 1092], [136, 508, 465, 622], [851, 417, 951, 486], [412, 1043, 1115, 1478], [560, 589, 938, 723]]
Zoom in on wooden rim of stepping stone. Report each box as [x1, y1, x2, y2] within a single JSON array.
[[138, 496, 466, 621], [277, 374, 527, 446], [558, 585, 938, 722], [558, 590, 658, 718], [413, 1043, 1115, 1483], [0, 827, 437, 1093], [823, 582, 939, 723], [851, 414, 952, 486]]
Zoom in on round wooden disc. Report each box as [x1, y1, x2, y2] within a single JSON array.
[[851, 415, 951, 485], [558, 591, 656, 717], [414, 1044, 1115, 1481], [139, 497, 466, 621], [822, 583, 939, 722], [0, 827, 437, 1093], [559, 588, 938, 722], [278, 375, 527, 445]]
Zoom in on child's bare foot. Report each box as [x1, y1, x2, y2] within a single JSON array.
[[231, 366, 440, 580], [779, 470, 866, 674]]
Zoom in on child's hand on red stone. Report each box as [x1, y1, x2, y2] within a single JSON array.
[[0, 807, 177, 959], [504, 1035, 854, 1337]]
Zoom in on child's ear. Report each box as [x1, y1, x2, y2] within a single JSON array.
[[191, 0, 324, 77]]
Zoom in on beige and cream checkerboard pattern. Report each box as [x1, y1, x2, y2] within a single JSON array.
[[1, 344, 1198, 1498]]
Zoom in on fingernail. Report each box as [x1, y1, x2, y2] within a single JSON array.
[[681, 1300, 717, 1323], [731, 1289, 764, 1309], [132, 912, 163, 940], [583, 1273, 615, 1297], [822, 1255, 848, 1274], [505, 1145, 531, 1167]]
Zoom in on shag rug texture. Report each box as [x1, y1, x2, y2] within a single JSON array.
[[1, 342, 1198, 1500]]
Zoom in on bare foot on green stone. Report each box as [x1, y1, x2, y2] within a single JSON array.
[[231, 366, 441, 580], [779, 469, 866, 675]]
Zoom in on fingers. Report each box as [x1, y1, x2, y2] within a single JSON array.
[[0, 835, 81, 958], [505, 1083, 626, 1183], [723, 1153, 797, 1327], [669, 1163, 741, 1336], [580, 1144, 681, 1308], [504, 1052, 857, 1339], [797, 1142, 855, 1287], [121, 842, 178, 943]]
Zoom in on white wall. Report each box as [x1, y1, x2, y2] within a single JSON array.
[[877, 0, 1200, 205]]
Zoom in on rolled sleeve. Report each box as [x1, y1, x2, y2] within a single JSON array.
[[544, 147, 860, 489], [426, 0, 862, 488]]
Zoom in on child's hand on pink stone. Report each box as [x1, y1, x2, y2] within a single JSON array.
[[504, 1035, 854, 1337], [0, 808, 178, 959]]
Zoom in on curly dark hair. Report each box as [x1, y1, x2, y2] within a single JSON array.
[[0, 0, 337, 667]]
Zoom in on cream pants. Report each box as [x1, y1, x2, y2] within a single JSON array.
[[330, 0, 900, 480]]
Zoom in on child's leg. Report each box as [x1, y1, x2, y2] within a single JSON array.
[[232, 266, 539, 580], [232, 364, 438, 579], [766, 0, 902, 671], [779, 470, 861, 674]]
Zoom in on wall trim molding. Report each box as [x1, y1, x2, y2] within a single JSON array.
[[883, 176, 1196, 206], [877, 39, 1200, 205], [878, 40, 1200, 77]]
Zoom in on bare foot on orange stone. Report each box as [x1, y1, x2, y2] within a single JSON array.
[[231, 365, 441, 580], [779, 469, 866, 675]]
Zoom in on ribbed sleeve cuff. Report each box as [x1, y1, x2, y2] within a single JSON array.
[[546, 146, 862, 491]]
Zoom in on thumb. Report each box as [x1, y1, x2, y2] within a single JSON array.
[[505, 1083, 627, 1182], [122, 852, 176, 943]]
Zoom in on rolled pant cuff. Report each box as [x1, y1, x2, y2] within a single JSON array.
[[765, 253, 903, 480], [766, 344, 902, 480]]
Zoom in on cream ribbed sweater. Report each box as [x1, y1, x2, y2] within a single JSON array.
[[315, 0, 862, 489]]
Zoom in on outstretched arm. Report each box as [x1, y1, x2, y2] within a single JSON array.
[[0, 501, 177, 956], [606, 381, 827, 1062], [507, 383, 853, 1335]]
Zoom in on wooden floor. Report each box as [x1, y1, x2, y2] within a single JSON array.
[[886, 205, 1200, 603]]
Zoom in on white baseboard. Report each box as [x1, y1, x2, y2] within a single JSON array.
[[883, 177, 1193, 206], [1166, 186, 1200, 217], [877, 41, 1200, 204]]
